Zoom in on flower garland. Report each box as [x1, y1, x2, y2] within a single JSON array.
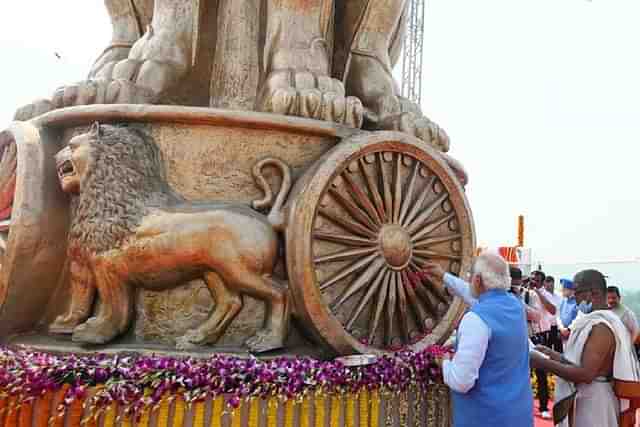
[[0, 345, 449, 421]]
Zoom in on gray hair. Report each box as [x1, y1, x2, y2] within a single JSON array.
[[472, 251, 510, 291]]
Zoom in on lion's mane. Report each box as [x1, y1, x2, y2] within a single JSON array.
[[68, 125, 175, 258]]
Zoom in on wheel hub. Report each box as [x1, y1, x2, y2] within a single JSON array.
[[379, 225, 412, 270]]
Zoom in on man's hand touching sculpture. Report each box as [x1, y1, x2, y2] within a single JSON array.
[[424, 254, 534, 427]]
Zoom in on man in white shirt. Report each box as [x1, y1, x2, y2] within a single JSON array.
[[531, 273, 562, 419], [608, 285, 640, 344], [423, 254, 533, 427]]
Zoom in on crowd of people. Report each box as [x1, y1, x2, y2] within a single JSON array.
[[423, 253, 640, 427]]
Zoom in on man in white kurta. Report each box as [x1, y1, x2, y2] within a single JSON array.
[[531, 269, 640, 427]]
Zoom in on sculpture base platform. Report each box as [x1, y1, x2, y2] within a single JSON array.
[[7, 334, 329, 360]]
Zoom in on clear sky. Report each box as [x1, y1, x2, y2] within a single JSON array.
[[0, 0, 638, 265]]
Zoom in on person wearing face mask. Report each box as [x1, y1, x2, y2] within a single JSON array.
[[558, 279, 579, 341], [422, 254, 533, 427], [531, 270, 640, 427]]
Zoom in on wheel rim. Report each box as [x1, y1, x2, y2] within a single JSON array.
[[286, 132, 475, 355]]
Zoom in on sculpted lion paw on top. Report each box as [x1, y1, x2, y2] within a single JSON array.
[[49, 123, 292, 352], [12, 0, 451, 152]]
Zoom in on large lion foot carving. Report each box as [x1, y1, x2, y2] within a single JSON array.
[[58, 27, 189, 107], [245, 328, 285, 353], [49, 313, 86, 335], [72, 317, 119, 345], [377, 108, 451, 152], [258, 69, 364, 128], [344, 53, 449, 152], [14, 26, 190, 121], [88, 44, 133, 80]]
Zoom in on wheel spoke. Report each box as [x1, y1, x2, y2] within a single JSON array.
[[395, 272, 410, 344], [401, 271, 429, 332], [346, 265, 388, 330], [411, 212, 456, 242], [392, 154, 403, 223], [368, 270, 391, 345], [341, 171, 383, 227], [328, 188, 379, 233], [398, 160, 420, 225], [406, 192, 449, 234], [401, 175, 436, 227], [413, 250, 462, 261], [385, 272, 397, 347], [319, 253, 378, 291], [359, 158, 387, 223], [413, 233, 462, 249], [314, 231, 377, 247], [319, 208, 378, 238], [333, 259, 387, 309], [412, 280, 438, 319], [315, 247, 378, 264], [378, 153, 394, 220]]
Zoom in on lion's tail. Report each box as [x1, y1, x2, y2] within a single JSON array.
[[252, 158, 292, 232]]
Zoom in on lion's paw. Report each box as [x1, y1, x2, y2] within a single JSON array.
[[258, 70, 364, 128], [175, 329, 208, 350], [378, 111, 450, 152], [71, 317, 118, 345], [441, 153, 469, 188], [89, 45, 133, 79], [245, 329, 284, 353], [175, 335, 201, 351], [13, 99, 55, 121], [48, 314, 83, 335]]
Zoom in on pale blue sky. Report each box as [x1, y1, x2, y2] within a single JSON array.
[[1, 0, 638, 265]]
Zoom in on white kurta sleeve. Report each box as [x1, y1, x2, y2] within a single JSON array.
[[622, 307, 640, 342], [442, 312, 490, 393], [443, 273, 478, 306]]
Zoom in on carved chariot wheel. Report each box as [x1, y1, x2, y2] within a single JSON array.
[[286, 132, 476, 355]]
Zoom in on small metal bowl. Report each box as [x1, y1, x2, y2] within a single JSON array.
[[334, 354, 378, 367]]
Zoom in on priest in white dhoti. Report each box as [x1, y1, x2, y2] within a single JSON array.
[[531, 269, 640, 427]]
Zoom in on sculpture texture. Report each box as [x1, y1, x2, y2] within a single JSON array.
[[0, 0, 475, 361], [50, 123, 292, 352], [14, 0, 450, 151]]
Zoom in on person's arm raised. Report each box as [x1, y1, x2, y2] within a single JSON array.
[[530, 323, 615, 384], [422, 262, 477, 306], [535, 288, 557, 315]]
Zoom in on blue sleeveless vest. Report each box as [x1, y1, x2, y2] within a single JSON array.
[[451, 289, 533, 427]]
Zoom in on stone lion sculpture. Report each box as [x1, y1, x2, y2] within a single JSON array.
[[15, 0, 450, 152], [50, 123, 291, 352]]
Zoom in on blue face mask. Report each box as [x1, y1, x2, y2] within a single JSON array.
[[578, 301, 592, 314]]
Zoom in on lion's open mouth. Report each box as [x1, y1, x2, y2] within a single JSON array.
[[58, 160, 74, 178], [55, 146, 76, 181]]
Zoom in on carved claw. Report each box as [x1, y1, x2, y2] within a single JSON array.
[[48, 314, 84, 335], [441, 153, 469, 188], [71, 317, 119, 345], [258, 69, 364, 128], [175, 327, 225, 351], [245, 328, 285, 353], [13, 99, 55, 121], [378, 112, 450, 152]]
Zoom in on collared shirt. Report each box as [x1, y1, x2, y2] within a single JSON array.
[[611, 303, 640, 342], [558, 296, 578, 329], [441, 274, 534, 393], [537, 288, 562, 331]]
